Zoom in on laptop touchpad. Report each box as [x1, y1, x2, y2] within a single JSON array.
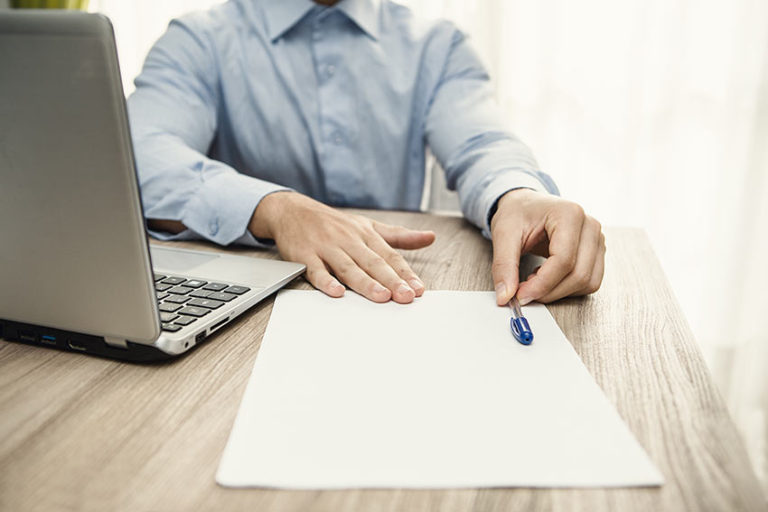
[[150, 246, 220, 273]]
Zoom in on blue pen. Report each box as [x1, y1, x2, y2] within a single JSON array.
[[509, 297, 534, 345]]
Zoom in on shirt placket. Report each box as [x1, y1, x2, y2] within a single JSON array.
[[312, 10, 361, 206]]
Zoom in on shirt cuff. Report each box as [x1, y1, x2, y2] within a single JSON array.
[[167, 171, 290, 246], [479, 171, 551, 239]]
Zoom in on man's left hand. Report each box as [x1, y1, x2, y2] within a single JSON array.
[[490, 189, 606, 306]]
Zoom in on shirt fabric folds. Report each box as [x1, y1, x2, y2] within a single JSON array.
[[127, 0, 558, 247]]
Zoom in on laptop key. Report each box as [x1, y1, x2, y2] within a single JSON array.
[[160, 312, 179, 323], [156, 292, 169, 301], [165, 295, 190, 304], [189, 289, 212, 299], [224, 285, 250, 295], [202, 282, 228, 292], [159, 303, 182, 313], [187, 298, 224, 310], [168, 285, 194, 295], [184, 279, 207, 289], [174, 316, 197, 326], [153, 273, 166, 282], [162, 323, 182, 333], [178, 306, 210, 317], [155, 283, 172, 292], [207, 291, 237, 302], [162, 277, 186, 285]]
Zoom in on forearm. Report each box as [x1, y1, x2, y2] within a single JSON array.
[[449, 137, 556, 237], [424, 29, 558, 237], [147, 218, 185, 234], [130, 129, 291, 246]]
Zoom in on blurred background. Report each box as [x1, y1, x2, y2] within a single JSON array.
[[5, 0, 766, 493]]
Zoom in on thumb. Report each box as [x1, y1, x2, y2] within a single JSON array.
[[373, 221, 436, 250], [491, 219, 523, 306]]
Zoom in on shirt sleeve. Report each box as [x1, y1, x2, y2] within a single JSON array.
[[424, 27, 560, 239], [127, 15, 289, 247]]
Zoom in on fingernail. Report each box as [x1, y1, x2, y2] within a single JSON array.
[[397, 282, 414, 296], [373, 283, 389, 295], [518, 295, 532, 306], [408, 278, 424, 293], [328, 280, 345, 296], [495, 282, 507, 302]]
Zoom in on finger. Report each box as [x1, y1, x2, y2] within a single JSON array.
[[304, 256, 346, 298], [571, 231, 605, 296], [348, 243, 416, 304], [372, 221, 435, 250], [585, 231, 606, 293], [516, 205, 585, 304], [325, 249, 392, 303], [490, 215, 524, 306], [365, 236, 425, 297], [536, 217, 601, 303]]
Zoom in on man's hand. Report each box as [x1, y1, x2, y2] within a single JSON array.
[[490, 189, 606, 306], [250, 192, 435, 304]]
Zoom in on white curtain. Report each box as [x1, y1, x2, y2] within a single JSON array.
[[91, 0, 768, 488]]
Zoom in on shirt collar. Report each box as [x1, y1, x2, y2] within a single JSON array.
[[336, 0, 380, 41], [262, 0, 316, 42], [261, 0, 381, 42]]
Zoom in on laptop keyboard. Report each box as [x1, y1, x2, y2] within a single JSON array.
[[154, 273, 250, 333]]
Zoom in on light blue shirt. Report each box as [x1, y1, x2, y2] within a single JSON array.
[[127, 0, 557, 247]]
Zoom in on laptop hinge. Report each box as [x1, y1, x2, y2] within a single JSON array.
[[104, 336, 129, 349]]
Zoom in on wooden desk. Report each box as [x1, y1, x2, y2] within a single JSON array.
[[0, 211, 764, 511]]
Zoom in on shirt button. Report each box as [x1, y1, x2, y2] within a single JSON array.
[[333, 133, 343, 145], [326, 64, 335, 77], [209, 218, 219, 236]]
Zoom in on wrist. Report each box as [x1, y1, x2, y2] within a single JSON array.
[[249, 191, 295, 239], [490, 188, 538, 229], [498, 187, 538, 208]]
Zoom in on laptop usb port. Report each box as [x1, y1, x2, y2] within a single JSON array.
[[40, 334, 57, 345], [18, 331, 37, 343]]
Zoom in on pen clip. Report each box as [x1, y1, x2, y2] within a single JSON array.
[[510, 317, 533, 345]]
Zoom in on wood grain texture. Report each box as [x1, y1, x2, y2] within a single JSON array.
[[0, 211, 764, 512]]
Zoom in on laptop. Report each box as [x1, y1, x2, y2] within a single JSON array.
[[0, 10, 305, 362]]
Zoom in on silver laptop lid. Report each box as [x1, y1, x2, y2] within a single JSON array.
[[0, 11, 160, 343]]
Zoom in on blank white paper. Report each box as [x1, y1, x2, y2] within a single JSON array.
[[217, 290, 663, 489]]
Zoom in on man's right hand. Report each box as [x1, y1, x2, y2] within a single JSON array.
[[249, 192, 435, 304]]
